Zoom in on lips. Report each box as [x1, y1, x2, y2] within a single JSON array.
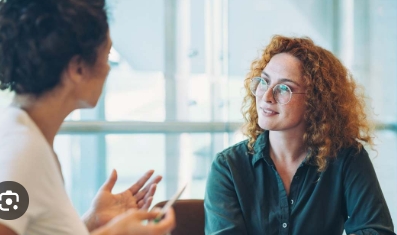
[[260, 107, 279, 114]]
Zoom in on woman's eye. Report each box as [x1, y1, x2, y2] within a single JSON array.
[[279, 84, 290, 92]]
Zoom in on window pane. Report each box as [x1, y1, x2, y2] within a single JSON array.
[[56, 132, 242, 214]]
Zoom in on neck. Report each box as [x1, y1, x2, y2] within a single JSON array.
[[268, 129, 307, 163], [11, 88, 76, 147]]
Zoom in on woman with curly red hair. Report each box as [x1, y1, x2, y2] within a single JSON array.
[[205, 35, 395, 235]]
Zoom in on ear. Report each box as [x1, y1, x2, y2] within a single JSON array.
[[63, 55, 87, 85]]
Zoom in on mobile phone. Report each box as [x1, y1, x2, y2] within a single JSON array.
[[154, 183, 187, 223]]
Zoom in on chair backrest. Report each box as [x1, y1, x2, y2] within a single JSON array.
[[154, 199, 204, 235]]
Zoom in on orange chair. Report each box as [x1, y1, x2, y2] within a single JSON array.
[[154, 199, 204, 235]]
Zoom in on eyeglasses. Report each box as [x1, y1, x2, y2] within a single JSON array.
[[249, 77, 306, 105]]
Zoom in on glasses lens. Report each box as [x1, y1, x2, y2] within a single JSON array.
[[250, 77, 267, 97], [274, 84, 292, 104]]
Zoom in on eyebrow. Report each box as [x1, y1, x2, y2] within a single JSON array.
[[261, 71, 301, 87]]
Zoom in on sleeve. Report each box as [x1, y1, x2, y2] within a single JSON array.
[[204, 153, 248, 235], [342, 148, 395, 235]]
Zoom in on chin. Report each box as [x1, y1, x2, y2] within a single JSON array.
[[77, 100, 97, 109], [258, 123, 272, 131], [258, 118, 274, 130]]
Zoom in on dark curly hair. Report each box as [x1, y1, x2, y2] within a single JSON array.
[[0, 0, 108, 95], [242, 35, 374, 171]]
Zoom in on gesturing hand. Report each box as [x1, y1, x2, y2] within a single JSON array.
[[83, 169, 162, 231], [92, 208, 176, 235]]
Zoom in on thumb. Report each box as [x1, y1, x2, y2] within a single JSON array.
[[101, 169, 117, 192]]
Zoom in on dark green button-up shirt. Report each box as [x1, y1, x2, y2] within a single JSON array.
[[205, 131, 395, 235]]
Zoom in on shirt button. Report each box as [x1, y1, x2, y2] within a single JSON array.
[[290, 199, 294, 205], [282, 223, 288, 228]]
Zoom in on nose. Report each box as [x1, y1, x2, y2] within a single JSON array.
[[261, 85, 275, 103]]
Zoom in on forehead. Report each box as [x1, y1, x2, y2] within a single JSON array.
[[262, 53, 303, 80]]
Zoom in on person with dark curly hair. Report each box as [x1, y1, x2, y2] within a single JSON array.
[[0, 0, 175, 235], [204, 35, 395, 235]]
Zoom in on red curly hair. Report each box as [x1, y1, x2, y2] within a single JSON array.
[[241, 35, 374, 171]]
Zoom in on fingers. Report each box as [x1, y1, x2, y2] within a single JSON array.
[[147, 208, 176, 234], [139, 195, 153, 210], [162, 208, 175, 225], [128, 170, 155, 195], [100, 169, 117, 192], [107, 209, 175, 235], [134, 175, 162, 201], [137, 183, 157, 209], [130, 208, 176, 234]]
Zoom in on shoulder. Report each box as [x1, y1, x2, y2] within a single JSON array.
[[216, 139, 250, 163], [210, 139, 253, 173], [328, 144, 373, 174], [207, 139, 252, 190], [0, 107, 52, 179], [0, 107, 49, 148], [334, 145, 370, 163], [0, 110, 61, 234]]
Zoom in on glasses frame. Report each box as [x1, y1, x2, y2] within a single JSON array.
[[250, 77, 306, 105]]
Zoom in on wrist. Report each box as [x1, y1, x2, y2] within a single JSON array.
[[82, 209, 98, 232]]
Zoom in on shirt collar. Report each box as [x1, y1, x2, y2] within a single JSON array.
[[251, 131, 270, 166]]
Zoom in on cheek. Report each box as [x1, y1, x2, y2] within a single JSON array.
[[289, 105, 306, 121], [105, 61, 110, 73], [255, 100, 261, 114], [255, 97, 261, 107], [284, 99, 306, 116], [97, 60, 110, 79]]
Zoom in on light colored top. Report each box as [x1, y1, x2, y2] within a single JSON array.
[[0, 107, 89, 235]]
